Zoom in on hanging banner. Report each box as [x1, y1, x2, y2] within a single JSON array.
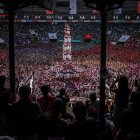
[[48, 33, 57, 42], [0, 37, 4, 43], [48, 33, 57, 40], [70, 0, 77, 14], [118, 35, 130, 43], [30, 29, 36, 35], [114, 8, 122, 14], [84, 33, 93, 40], [46, 10, 54, 14]]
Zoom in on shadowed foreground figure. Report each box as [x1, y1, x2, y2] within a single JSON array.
[[37, 98, 67, 140], [37, 85, 55, 113], [86, 92, 99, 120], [127, 80, 140, 140], [56, 88, 72, 120], [66, 101, 99, 140], [11, 85, 42, 140], [0, 75, 9, 95], [110, 75, 131, 130], [0, 91, 12, 136]]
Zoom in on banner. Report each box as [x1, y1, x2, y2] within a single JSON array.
[[118, 35, 130, 42], [92, 9, 99, 15], [114, 5, 122, 14], [84, 33, 93, 40], [107, 31, 112, 35], [46, 10, 54, 15], [114, 8, 122, 14], [30, 29, 36, 35], [0, 37, 4, 43], [70, 0, 77, 14], [48, 33, 57, 39]]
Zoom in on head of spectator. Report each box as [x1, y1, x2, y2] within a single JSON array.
[[18, 85, 31, 101], [59, 88, 66, 96], [89, 92, 97, 103], [40, 85, 50, 96], [118, 75, 129, 90], [73, 101, 87, 121]]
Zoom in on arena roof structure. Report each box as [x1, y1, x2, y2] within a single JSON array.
[[0, 0, 139, 14], [14, 0, 139, 14]]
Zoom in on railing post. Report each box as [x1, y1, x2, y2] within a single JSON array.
[[9, 10, 16, 100]]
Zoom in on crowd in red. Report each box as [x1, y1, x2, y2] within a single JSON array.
[[0, 22, 140, 140]]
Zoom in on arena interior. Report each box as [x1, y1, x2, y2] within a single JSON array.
[[0, 0, 140, 140]]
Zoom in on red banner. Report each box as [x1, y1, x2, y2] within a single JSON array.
[[46, 10, 54, 14], [84, 33, 93, 40]]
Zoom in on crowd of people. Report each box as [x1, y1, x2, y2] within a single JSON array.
[[0, 73, 140, 140], [0, 22, 140, 94], [0, 21, 140, 139], [0, 22, 139, 47], [0, 43, 140, 98]]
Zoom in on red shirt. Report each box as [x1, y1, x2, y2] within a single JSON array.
[[37, 95, 56, 112]]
